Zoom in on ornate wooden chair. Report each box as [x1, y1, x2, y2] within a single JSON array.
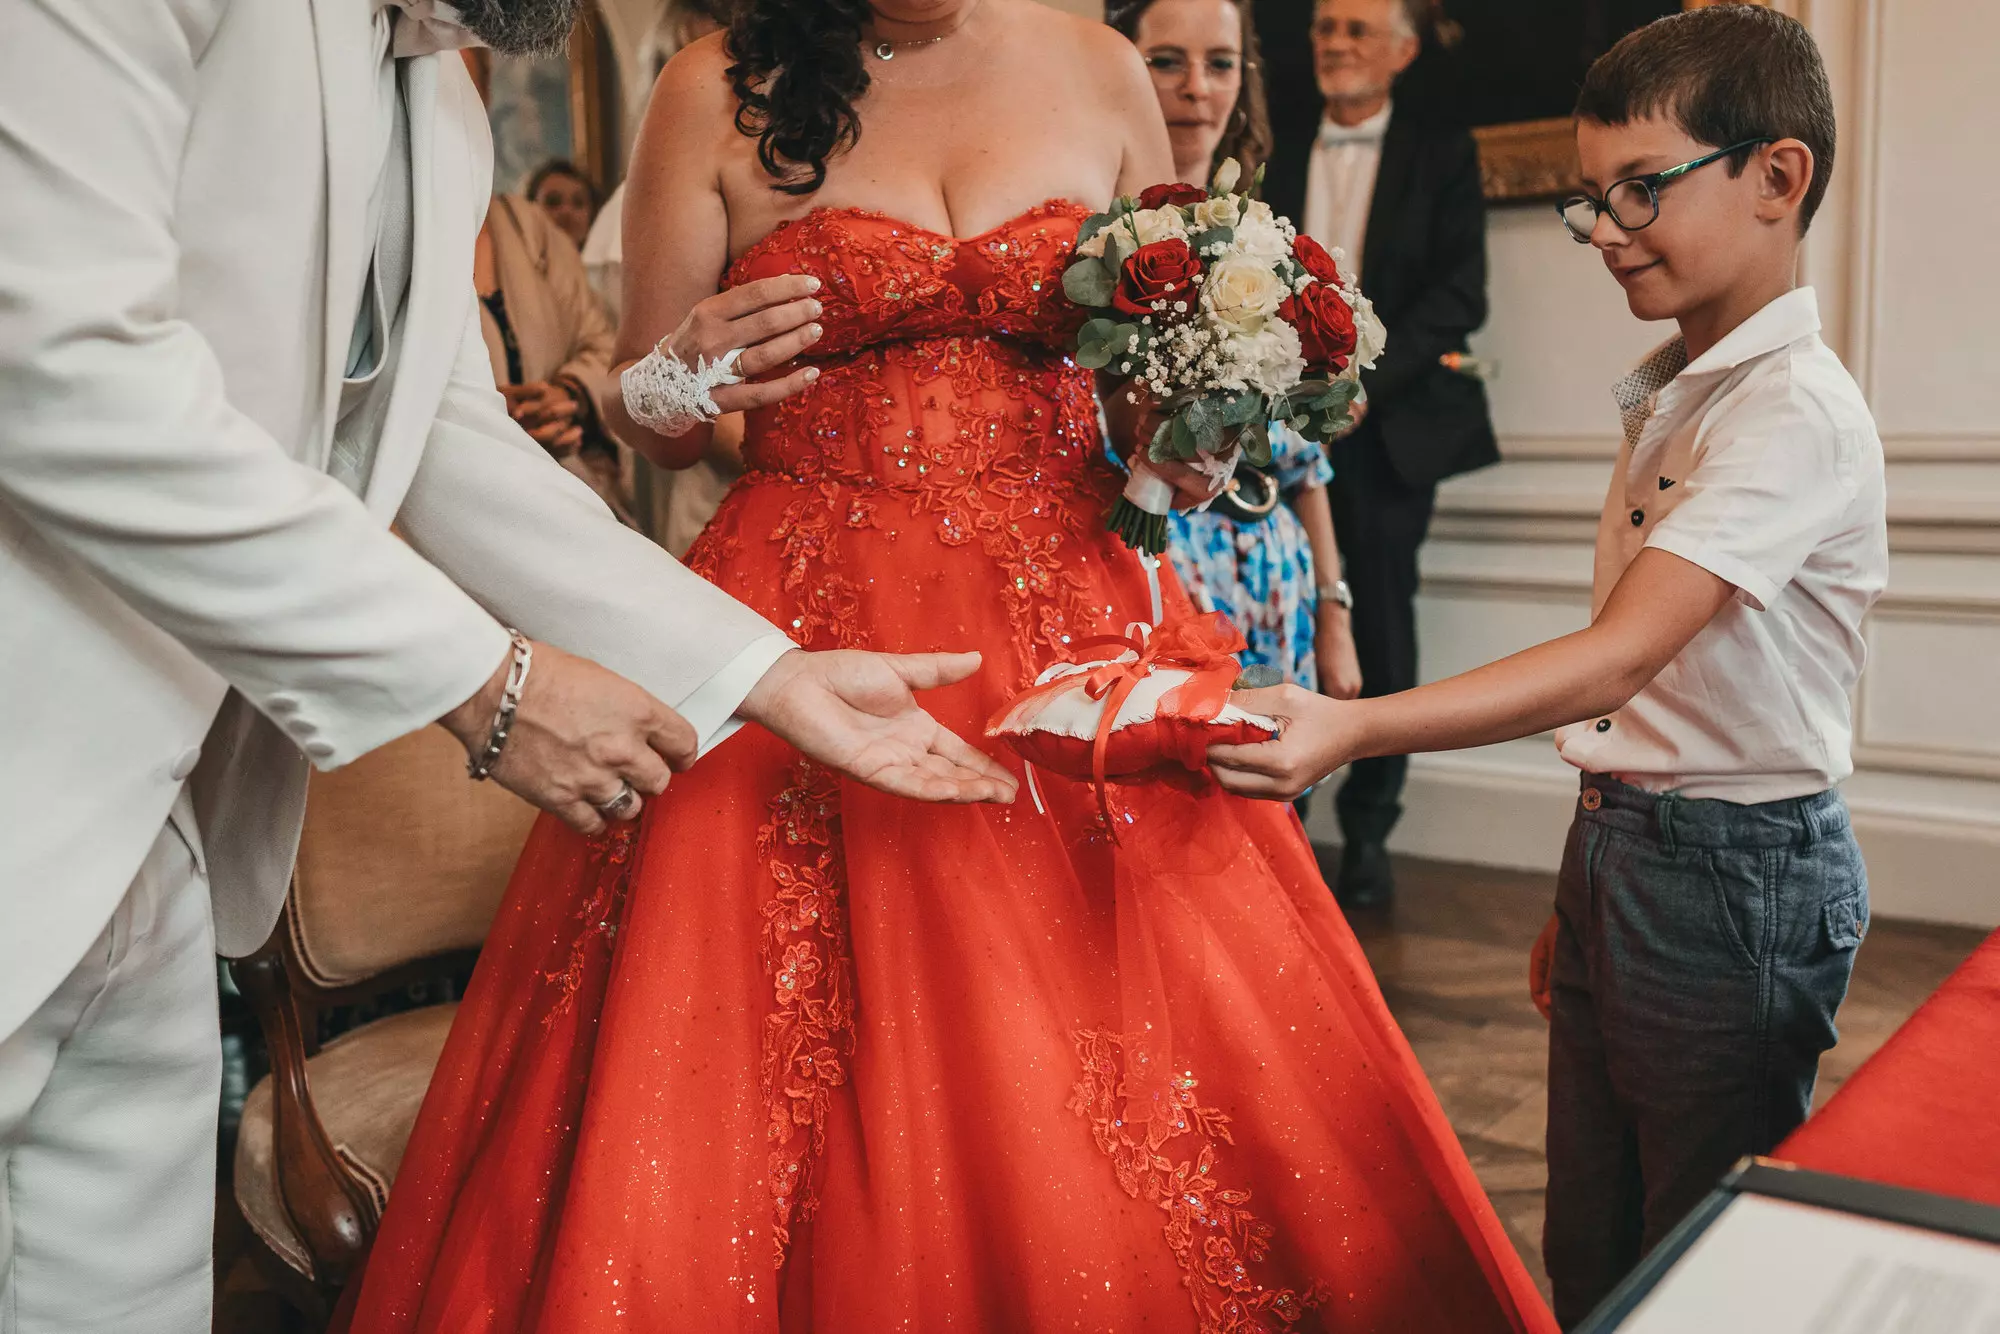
[[230, 725, 536, 1320]]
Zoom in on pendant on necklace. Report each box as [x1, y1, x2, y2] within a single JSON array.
[[874, 41, 895, 59]]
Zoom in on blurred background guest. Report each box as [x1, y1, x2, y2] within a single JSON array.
[[583, 0, 739, 553], [1261, 0, 1496, 909], [476, 189, 636, 526], [524, 158, 602, 253], [1110, 0, 1363, 711]]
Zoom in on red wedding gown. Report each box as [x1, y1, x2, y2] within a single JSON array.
[[349, 202, 1554, 1334]]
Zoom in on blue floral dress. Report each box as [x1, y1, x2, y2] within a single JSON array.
[[1165, 426, 1333, 690]]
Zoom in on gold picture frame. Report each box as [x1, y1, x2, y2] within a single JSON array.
[[463, 3, 625, 199], [1473, 0, 1766, 202]]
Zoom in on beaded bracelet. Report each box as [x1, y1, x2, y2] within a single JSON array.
[[467, 630, 532, 781]]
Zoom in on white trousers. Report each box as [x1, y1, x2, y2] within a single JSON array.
[[0, 804, 219, 1334]]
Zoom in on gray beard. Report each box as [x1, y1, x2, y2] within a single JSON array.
[[455, 0, 581, 54]]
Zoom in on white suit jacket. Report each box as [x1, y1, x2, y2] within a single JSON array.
[[0, 0, 790, 1039]]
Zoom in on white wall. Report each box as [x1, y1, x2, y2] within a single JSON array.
[[1304, 0, 2000, 928]]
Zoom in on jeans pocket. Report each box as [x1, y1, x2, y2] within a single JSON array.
[[1702, 849, 1764, 972], [1822, 892, 1868, 951]]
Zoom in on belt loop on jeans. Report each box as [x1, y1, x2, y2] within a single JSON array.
[[1656, 792, 1679, 855]]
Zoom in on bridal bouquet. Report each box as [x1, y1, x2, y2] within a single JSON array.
[[1064, 159, 1387, 552]]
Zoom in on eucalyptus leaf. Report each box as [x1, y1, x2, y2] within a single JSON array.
[[1240, 418, 1273, 468], [1146, 417, 1177, 464], [1221, 392, 1263, 428], [1186, 396, 1225, 454], [1189, 226, 1234, 256], [1168, 409, 1198, 460], [1074, 317, 1123, 369], [1308, 378, 1360, 412], [1104, 226, 1137, 272], [1063, 260, 1116, 309], [1076, 213, 1114, 248]]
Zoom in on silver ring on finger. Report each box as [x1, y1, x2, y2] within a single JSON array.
[[593, 782, 642, 820]]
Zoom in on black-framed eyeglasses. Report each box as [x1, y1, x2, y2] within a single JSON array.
[[1557, 138, 1776, 243]]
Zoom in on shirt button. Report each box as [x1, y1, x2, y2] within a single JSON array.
[[169, 746, 202, 782], [1596, 719, 1612, 733], [304, 740, 337, 762], [1630, 509, 1645, 527], [1581, 788, 1603, 812]]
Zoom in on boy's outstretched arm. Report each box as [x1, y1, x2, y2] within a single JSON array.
[[1209, 549, 1736, 800]]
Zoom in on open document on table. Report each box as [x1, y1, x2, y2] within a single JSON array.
[[1619, 1192, 2000, 1333]]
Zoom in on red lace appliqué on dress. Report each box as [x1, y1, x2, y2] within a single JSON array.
[[1069, 1030, 1329, 1333], [540, 822, 640, 1026], [721, 202, 1117, 683], [755, 760, 854, 1268]]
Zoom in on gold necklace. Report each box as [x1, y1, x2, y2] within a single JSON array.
[[870, 0, 979, 60]]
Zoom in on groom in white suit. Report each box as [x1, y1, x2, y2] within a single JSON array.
[[0, 0, 1015, 1328]]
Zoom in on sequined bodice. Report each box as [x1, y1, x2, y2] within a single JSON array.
[[719, 202, 1099, 488], [725, 200, 1089, 359], [694, 201, 1121, 680]]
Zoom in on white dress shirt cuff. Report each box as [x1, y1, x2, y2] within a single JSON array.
[[678, 631, 800, 758]]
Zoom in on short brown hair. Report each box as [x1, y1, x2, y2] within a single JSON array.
[[1575, 4, 1836, 232], [1109, 0, 1273, 181]]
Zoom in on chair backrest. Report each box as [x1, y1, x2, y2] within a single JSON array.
[[289, 726, 537, 991]]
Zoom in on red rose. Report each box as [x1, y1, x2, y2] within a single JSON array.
[[1291, 234, 1345, 285], [1280, 282, 1358, 374], [1113, 238, 1202, 318], [1138, 182, 1208, 210]]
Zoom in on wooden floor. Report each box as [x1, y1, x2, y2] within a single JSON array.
[[1332, 852, 1989, 1302], [214, 854, 1988, 1330]]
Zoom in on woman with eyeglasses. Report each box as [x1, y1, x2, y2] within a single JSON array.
[[1111, 0, 1364, 707]]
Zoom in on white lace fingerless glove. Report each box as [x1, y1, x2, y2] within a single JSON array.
[[620, 343, 744, 437]]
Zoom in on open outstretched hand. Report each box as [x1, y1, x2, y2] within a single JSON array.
[[741, 649, 1019, 804]]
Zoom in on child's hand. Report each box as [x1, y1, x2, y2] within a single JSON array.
[[1208, 685, 1368, 800]]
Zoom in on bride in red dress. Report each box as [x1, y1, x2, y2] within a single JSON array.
[[352, 3, 1553, 1330]]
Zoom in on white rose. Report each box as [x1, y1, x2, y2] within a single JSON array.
[[1203, 255, 1286, 335], [1348, 287, 1388, 370], [1074, 218, 1127, 259], [1212, 158, 1243, 194], [1231, 199, 1291, 267], [1192, 195, 1242, 232], [1130, 206, 1190, 246]]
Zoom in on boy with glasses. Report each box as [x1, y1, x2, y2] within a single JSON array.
[[1209, 6, 1885, 1321]]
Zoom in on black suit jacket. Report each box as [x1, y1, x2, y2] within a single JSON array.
[[1265, 102, 1500, 490]]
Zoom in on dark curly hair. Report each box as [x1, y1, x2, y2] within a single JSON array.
[[725, 0, 873, 195], [1108, 0, 1272, 181]]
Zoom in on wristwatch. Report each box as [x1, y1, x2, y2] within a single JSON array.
[[1316, 580, 1353, 611]]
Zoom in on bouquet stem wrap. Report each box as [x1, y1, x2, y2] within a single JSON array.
[[1110, 465, 1177, 555]]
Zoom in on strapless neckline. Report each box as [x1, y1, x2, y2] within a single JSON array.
[[730, 197, 1092, 272]]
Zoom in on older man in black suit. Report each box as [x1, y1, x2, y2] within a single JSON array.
[[1260, 0, 1498, 907]]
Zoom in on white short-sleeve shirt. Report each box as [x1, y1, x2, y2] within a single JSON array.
[[1554, 287, 1888, 803]]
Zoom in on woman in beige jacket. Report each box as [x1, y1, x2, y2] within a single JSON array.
[[474, 191, 635, 524]]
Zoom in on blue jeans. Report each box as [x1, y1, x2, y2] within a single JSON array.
[[1543, 775, 1868, 1327]]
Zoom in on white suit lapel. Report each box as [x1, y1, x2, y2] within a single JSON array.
[[307, 0, 376, 468], [361, 53, 483, 520]]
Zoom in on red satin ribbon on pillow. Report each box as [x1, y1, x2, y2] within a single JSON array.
[[992, 612, 1253, 839]]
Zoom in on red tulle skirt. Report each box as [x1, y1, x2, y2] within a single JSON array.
[[348, 206, 1551, 1332]]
